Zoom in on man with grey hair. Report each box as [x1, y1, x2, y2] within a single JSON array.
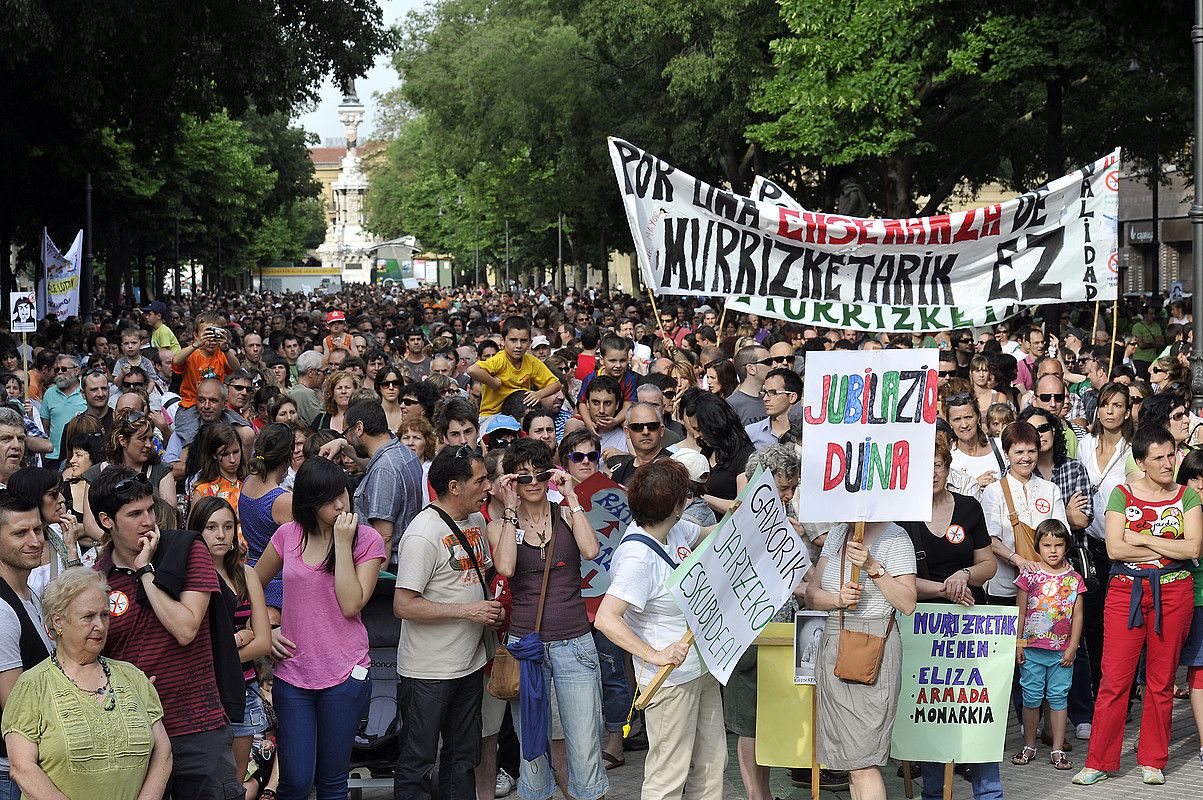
[[608, 401, 671, 485], [164, 378, 253, 478], [39, 354, 86, 467], [0, 408, 28, 486], [727, 344, 769, 425], [635, 383, 682, 448], [288, 350, 326, 425]]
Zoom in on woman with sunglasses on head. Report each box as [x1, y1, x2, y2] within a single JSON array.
[[945, 393, 1006, 499], [487, 438, 607, 800], [1073, 424, 1202, 786], [78, 408, 176, 542], [1128, 392, 1192, 480], [253, 457, 385, 800]]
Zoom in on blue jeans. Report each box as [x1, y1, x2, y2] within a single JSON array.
[[0, 771, 20, 800], [920, 762, 1003, 800], [592, 628, 631, 732], [508, 633, 608, 800], [273, 672, 371, 800]]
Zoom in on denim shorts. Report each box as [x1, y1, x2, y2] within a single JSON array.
[[1019, 647, 1072, 710], [231, 681, 269, 738]]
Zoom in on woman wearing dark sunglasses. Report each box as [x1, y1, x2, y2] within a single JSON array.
[[486, 439, 607, 800], [376, 363, 406, 432]]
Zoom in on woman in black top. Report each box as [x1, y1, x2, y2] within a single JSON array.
[[686, 392, 755, 515]]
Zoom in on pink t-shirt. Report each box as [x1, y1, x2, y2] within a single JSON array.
[[270, 521, 386, 689], [1014, 567, 1086, 651]]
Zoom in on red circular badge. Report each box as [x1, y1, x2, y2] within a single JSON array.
[[677, 546, 691, 561], [945, 524, 966, 544], [108, 590, 130, 617], [1035, 498, 1051, 515]]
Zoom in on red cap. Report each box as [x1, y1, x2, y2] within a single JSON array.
[[325, 311, 346, 324]]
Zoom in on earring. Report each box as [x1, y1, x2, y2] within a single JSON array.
[[55, 628, 62, 636]]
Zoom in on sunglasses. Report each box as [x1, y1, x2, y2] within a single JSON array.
[[113, 472, 152, 494], [53, 365, 76, 374], [400, 398, 420, 406], [566, 450, 600, 463], [1033, 422, 1053, 434], [628, 421, 662, 433], [1171, 409, 1189, 422], [488, 436, 517, 449], [1036, 393, 1066, 403], [228, 384, 252, 392], [378, 380, 401, 388], [515, 470, 553, 485], [121, 381, 146, 389], [767, 355, 792, 365], [1150, 367, 1167, 375], [662, 389, 677, 399], [938, 369, 957, 377], [452, 445, 476, 459]]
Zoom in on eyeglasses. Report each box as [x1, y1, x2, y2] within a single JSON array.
[[515, 470, 553, 485], [628, 421, 662, 433], [1171, 409, 1189, 422], [566, 450, 600, 463], [760, 388, 795, 399], [1036, 393, 1066, 403], [378, 380, 401, 389], [53, 365, 76, 374]]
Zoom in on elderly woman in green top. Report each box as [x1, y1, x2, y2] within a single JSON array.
[[2, 568, 171, 800]]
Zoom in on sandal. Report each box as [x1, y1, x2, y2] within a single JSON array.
[[1050, 750, 1072, 770], [1175, 684, 1190, 699], [602, 751, 625, 770], [1011, 745, 1037, 765]]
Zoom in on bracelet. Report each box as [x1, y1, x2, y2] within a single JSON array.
[[961, 567, 972, 580], [65, 559, 82, 568]]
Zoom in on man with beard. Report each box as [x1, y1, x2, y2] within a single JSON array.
[[0, 491, 52, 796], [338, 400, 424, 558], [40, 355, 86, 467]]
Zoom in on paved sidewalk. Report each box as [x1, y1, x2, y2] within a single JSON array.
[[355, 686, 1202, 799]]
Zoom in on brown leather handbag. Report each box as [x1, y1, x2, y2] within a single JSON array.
[[487, 521, 558, 700], [999, 476, 1038, 562], [833, 540, 894, 685]]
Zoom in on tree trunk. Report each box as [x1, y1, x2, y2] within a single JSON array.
[[881, 155, 916, 218]]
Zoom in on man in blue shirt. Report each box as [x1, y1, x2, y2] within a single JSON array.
[[39, 354, 86, 466]]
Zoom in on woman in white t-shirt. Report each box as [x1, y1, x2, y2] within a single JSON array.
[[595, 459, 721, 800], [946, 393, 1006, 499], [980, 421, 1068, 602]]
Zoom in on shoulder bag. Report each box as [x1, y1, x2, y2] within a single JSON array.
[[833, 537, 895, 685], [485, 507, 559, 700], [998, 477, 1038, 562]]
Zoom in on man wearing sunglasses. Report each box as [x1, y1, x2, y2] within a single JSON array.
[[40, 355, 85, 468], [1030, 373, 1087, 459], [607, 403, 672, 486], [727, 345, 771, 426]]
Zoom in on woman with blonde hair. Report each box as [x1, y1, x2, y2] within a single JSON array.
[[312, 369, 361, 432], [79, 409, 175, 542]]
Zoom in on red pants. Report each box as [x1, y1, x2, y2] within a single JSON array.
[[1084, 576, 1194, 771]]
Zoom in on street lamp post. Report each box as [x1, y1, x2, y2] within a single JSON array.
[[1192, 0, 1203, 411]]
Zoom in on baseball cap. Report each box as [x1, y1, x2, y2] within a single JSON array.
[[1065, 327, 1088, 342], [326, 310, 346, 324], [480, 415, 522, 444], [671, 450, 711, 483], [142, 300, 167, 315], [531, 335, 551, 350]]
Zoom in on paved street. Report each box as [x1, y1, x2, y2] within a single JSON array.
[[354, 675, 1202, 799]]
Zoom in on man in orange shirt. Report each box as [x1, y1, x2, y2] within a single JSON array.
[[171, 312, 239, 409]]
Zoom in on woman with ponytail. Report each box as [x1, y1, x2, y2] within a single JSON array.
[[239, 423, 295, 614]]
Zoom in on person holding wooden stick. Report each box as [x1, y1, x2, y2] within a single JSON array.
[[805, 519, 916, 800], [595, 459, 721, 800]]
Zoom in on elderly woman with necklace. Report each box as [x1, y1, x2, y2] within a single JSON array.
[[3, 568, 171, 799]]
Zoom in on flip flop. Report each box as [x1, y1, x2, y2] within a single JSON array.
[[603, 752, 625, 770]]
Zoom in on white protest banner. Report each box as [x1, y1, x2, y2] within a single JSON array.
[[665, 468, 810, 684], [725, 177, 1024, 332], [8, 292, 36, 333], [607, 138, 1119, 321], [39, 228, 82, 322], [797, 349, 937, 523]]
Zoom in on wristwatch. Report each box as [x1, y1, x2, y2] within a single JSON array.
[[134, 564, 156, 579], [866, 564, 886, 580]]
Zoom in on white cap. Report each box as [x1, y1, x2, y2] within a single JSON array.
[[531, 335, 551, 349], [671, 449, 711, 483]]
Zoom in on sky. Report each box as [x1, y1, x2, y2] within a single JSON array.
[[292, 0, 426, 144]]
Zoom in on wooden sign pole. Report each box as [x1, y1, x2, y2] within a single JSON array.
[[810, 691, 819, 800], [848, 520, 866, 609], [902, 761, 913, 798], [634, 630, 694, 711], [1107, 297, 1119, 373], [1090, 300, 1100, 345], [942, 762, 955, 800]]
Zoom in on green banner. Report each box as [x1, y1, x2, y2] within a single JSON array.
[[889, 603, 1018, 764]]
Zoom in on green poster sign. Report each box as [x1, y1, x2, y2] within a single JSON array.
[[889, 603, 1018, 764]]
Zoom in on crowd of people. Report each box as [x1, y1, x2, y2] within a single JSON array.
[[0, 282, 1196, 799]]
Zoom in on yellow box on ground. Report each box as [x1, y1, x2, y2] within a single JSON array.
[[755, 621, 814, 767]]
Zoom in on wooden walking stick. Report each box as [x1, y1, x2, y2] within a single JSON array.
[[634, 630, 694, 710]]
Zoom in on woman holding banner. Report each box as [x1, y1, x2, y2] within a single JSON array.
[[902, 435, 1002, 799], [596, 460, 723, 800], [980, 421, 1068, 605], [805, 520, 917, 800], [1074, 424, 1202, 786]]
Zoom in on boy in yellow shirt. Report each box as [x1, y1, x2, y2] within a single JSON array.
[[468, 317, 561, 418]]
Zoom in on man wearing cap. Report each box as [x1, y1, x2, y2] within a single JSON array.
[[143, 300, 180, 353], [607, 402, 672, 486], [319, 311, 354, 363], [530, 335, 552, 362]]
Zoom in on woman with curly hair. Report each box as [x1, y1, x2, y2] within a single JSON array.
[[312, 369, 361, 432]]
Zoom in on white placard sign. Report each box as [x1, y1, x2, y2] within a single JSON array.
[[666, 468, 811, 684], [9, 292, 37, 333], [797, 349, 937, 523]]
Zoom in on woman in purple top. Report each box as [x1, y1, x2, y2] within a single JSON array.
[[487, 439, 608, 800], [254, 457, 385, 800], [239, 423, 294, 612]]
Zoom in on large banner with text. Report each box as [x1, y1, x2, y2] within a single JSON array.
[[798, 349, 937, 523], [608, 138, 1119, 326], [890, 604, 1019, 764], [39, 228, 82, 322], [666, 468, 810, 684]]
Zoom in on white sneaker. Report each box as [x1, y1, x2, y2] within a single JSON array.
[[1198, 748, 1203, 770], [1076, 723, 1092, 740], [496, 769, 516, 798]]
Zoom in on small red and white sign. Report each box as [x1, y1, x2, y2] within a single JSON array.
[[1034, 498, 1051, 515], [108, 590, 130, 617], [945, 524, 966, 544]]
